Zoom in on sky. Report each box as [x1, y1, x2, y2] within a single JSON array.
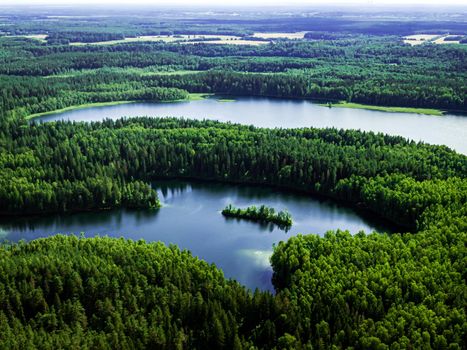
[[2, 0, 467, 6]]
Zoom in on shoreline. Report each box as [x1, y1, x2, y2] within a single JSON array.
[[26, 93, 212, 120], [0, 175, 405, 234], [320, 102, 444, 116], [26, 94, 458, 121]]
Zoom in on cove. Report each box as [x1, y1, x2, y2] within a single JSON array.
[[0, 180, 393, 292], [33, 96, 467, 154]]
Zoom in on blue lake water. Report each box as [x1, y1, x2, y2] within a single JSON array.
[[0, 180, 393, 292], [35, 96, 467, 154]]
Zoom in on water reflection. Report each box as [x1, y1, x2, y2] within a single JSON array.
[[223, 216, 286, 233]]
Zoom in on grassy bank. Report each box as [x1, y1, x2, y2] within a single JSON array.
[[27, 93, 211, 120], [187, 93, 211, 101], [322, 102, 444, 116], [27, 95, 446, 120], [27, 101, 135, 120]]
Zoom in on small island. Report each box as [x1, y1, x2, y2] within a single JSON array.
[[222, 204, 292, 227]]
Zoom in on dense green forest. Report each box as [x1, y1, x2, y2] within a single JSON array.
[[1, 117, 465, 227], [0, 116, 465, 348], [0, 216, 464, 349], [0, 235, 278, 349], [222, 204, 293, 227], [0, 34, 466, 115], [0, 7, 466, 349]]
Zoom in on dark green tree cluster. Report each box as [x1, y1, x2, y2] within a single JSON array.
[[222, 204, 293, 227], [271, 215, 466, 348], [1, 117, 465, 228], [0, 235, 282, 349], [0, 175, 160, 214], [334, 174, 467, 227], [0, 71, 189, 117], [0, 119, 164, 214], [46, 32, 126, 44]]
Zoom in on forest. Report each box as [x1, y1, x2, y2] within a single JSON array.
[[1, 117, 465, 227], [0, 116, 465, 348], [0, 6, 466, 349], [0, 96, 466, 349], [0, 33, 466, 115]]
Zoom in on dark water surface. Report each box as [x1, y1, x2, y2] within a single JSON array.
[[0, 180, 393, 291], [35, 96, 467, 154]]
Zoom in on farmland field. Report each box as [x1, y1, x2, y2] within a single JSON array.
[[403, 33, 464, 45], [251, 31, 307, 39]]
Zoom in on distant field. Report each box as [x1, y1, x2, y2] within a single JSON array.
[[6, 34, 47, 42], [70, 34, 268, 46], [433, 35, 462, 44], [70, 35, 183, 45], [5, 33, 284, 46], [182, 39, 268, 46], [403, 34, 440, 45], [252, 32, 307, 39], [403, 34, 462, 45]]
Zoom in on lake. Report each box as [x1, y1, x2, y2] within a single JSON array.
[[34, 96, 467, 154], [0, 180, 393, 292], [20, 96, 464, 290]]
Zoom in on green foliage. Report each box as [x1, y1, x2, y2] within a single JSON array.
[[0, 34, 466, 114], [0, 175, 160, 214], [334, 174, 467, 228], [222, 204, 293, 227], [0, 115, 465, 348], [1, 117, 465, 224], [0, 14, 466, 349], [0, 235, 279, 349], [271, 222, 466, 348]]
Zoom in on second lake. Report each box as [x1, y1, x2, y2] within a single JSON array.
[[0, 180, 394, 292]]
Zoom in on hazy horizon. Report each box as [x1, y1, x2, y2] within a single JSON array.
[[2, 0, 467, 7]]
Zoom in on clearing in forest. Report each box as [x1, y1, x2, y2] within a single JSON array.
[[252, 32, 307, 39], [403, 34, 462, 45]]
